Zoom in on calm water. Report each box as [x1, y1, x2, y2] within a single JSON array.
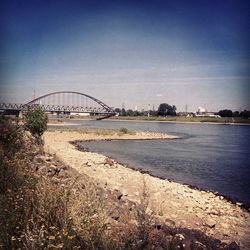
[[52, 119, 250, 206]]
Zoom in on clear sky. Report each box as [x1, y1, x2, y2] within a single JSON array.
[[1, 0, 249, 112]]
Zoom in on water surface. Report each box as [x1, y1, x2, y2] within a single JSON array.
[[52, 120, 250, 206]]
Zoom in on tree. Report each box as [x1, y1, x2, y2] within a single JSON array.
[[24, 108, 48, 142], [218, 109, 233, 117], [121, 108, 127, 116], [240, 110, 250, 119], [114, 108, 121, 115], [233, 111, 240, 117], [127, 109, 134, 116], [157, 103, 176, 116]]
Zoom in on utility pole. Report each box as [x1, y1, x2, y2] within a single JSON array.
[[148, 104, 150, 118], [32, 88, 36, 100], [185, 104, 188, 114]]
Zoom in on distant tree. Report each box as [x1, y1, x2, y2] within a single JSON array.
[[240, 110, 250, 119], [127, 109, 134, 116], [218, 109, 233, 117], [133, 110, 141, 116], [121, 108, 127, 116], [157, 103, 177, 116], [114, 108, 121, 115], [24, 108, 48, 142], [150, 110, 158, 117], [233, 111, 240, 117]]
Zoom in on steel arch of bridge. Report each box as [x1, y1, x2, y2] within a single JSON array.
[[0, 91, 116, 118]]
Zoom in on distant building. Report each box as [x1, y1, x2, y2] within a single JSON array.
[[195, 107, 221, 118], [177, 112, 195, 117], [197, 106, 207, 114]]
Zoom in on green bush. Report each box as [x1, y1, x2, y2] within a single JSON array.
[[24, 108, 48, 141], [119, 127, 128, 134], [0, 118, 23, 157], [0, 118, 25, 193]]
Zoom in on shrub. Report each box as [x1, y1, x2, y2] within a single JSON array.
[[119, 127, 128, 134], [0, 118, 23, 157], [24, 108, 48, 142], [0, 118, 25, 193]]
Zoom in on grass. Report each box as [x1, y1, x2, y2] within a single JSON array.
[[48, 127, 136, 136], [110, 115, 250, 124]]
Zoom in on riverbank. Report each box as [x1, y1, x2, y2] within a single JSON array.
[[43, 129, 250, 249], [48, 117, 250, 127], [109, 117, 250, 126], [4, 121, 230, 249]]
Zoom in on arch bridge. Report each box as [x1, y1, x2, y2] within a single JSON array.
[[0, 91, 116, 119]]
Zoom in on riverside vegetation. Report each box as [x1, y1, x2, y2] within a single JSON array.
[[0, 115, 241, 249]]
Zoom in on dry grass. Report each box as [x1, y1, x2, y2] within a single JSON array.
[[48, 127, 136, 136]]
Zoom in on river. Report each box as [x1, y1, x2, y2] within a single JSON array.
[[51, 119, 250, 206]]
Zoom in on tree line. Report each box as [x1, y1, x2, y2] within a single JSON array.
[[115, 103, 177, 117], [115, 103, 250, 119], [218, 109, 250, 118]]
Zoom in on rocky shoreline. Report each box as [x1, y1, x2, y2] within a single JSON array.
[[43, 130, 250, 249]]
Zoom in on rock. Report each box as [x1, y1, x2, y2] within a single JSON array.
[[47, 165, 60, 176], [154, 224, 162, 230], [45, 157, 53, 162], [208, 210, 220, 216], [171, 234, 186, 249], [191, 241, 206, 249], [204, 218, 216, 228], [175, 234, 185, 240], [117, 194, 123, 200], [85, 161, 92, 167], [104, 157, 115, 166], [111, 215, 120, 221], [227, 241, 240, 250]]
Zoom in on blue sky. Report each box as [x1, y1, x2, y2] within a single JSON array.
[[1, 0, 249, 111]]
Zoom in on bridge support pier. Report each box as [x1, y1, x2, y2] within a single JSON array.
[[18, 110, 23, 118]]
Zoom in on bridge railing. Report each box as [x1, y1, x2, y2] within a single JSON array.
[[0, 103, 116, 115]]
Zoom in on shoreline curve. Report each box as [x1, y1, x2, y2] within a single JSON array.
[[43, 129, 250, 249]]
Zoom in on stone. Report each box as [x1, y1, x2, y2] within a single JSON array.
[[45, 157, 53, 162], [154, 224, 162, 230], [175, 234, 185, 240], [47, 165, 60, 176], [117, 193, 123, 200], [192, 241, 206, 249], [85, 161, 92, 167], [104, 157, 115, 166], [227, 241, 240, 250], [204, 218, 216, 228]]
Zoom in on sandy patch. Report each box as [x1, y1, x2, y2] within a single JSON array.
[[47, 122, 79, 126]]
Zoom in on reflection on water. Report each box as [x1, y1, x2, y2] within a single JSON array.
[[50, 119, 250, 206]]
